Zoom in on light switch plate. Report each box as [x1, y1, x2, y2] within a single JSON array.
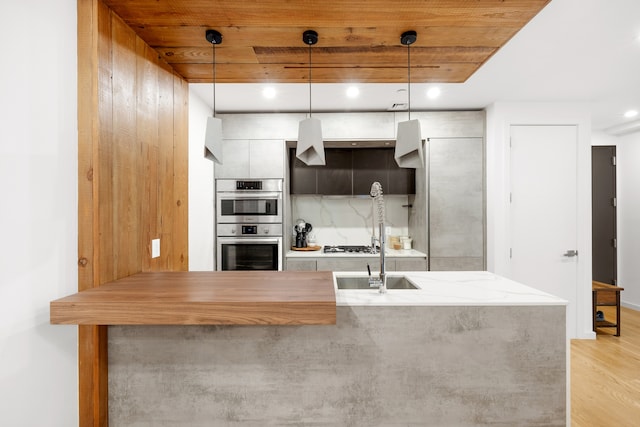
[[151, 239, 160, 258]]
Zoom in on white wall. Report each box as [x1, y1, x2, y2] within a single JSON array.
[[616, 131, 640, 309], [0, 1, 78, 426], [188, 90, 215, 271], [591, 131, 618, 147], [486, 102, 593, 339]]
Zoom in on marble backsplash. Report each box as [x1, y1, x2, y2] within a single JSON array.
[[290, 195, 410, 247]]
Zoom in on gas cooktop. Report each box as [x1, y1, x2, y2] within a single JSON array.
[[323, 245, 377, 254]]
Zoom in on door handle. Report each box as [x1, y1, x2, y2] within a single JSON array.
[[563, 250, 578, 257]]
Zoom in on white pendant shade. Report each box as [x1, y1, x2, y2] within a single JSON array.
[[296, 117, 325, 165], [204, 116, 223, 164], [395, 119, 423, 168]]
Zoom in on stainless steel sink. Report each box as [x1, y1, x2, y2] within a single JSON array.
[[335, 276, 419, 290]]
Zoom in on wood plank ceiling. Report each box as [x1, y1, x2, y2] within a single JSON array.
[[103, 0, 551, 84]]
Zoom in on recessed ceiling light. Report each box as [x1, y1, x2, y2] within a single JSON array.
[[624, 109, 638, 118], [426, 87, 441, 100], [262, 86, 276, 99], [346, 86, 360, 98]]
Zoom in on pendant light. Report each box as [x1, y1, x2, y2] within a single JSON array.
[[395, 30, 424, 169], [204, 29, 223, 164], [296, 30, 325, 166]]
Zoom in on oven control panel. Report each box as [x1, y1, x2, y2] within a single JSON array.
[[241, 225, 257, 234], [216, 179, 283, 192], [236, 180, 262, 190], [217, 223, 283, 237]]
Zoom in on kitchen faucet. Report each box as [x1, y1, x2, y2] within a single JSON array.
[[369, 182, 386, 293]]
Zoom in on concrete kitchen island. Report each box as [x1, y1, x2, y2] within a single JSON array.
[[106, 271, 567, 426]]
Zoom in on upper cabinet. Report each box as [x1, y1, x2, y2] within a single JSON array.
[[353, 148, 415, 195], [317, 149, 352, 195], [289, 147, 415, 195], [215, 139, 285, 179]]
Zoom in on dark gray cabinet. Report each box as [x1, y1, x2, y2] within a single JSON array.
[[318, 149, 352, 195], [289, 147, 415, 195], [352, 148, 388, 194], [290, 155, 317, 194]]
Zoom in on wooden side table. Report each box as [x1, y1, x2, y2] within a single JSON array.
[[592, 281, 624, 336]]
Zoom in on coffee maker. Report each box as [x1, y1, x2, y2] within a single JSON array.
[[293, 219, 312, 248]]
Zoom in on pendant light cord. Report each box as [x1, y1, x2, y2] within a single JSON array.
[[308, 42, 312, 118], [407, 42, 411, 121], [212, 42, 217, 118]]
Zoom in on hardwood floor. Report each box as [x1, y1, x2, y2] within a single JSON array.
[[572, 306, 640, 426]]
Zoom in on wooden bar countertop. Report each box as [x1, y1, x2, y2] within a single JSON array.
[[50, 271, 336, 326]]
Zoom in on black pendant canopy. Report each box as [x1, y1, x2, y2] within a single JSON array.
[[205, 29, 222, 45], [400, 30, 417, 46], [303, 30, 318, 46]]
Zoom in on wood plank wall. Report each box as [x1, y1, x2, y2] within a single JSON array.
[[77, 0, 189, 425]]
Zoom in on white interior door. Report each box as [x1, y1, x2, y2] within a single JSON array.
[[510, 125, 578, 338]]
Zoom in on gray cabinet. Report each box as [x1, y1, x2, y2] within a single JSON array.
[[284, 259, 317, 271], [216, 140, 250, 178], [317, 258, 382, 272], [215, 139, 284, 179], [285, 257, 427, 272], [395, 258, 428, 271], [428, 137, 484, 271]]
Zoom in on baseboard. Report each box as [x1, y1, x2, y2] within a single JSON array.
[[622, 301, 640, 311], [576, 330, 596, 340]]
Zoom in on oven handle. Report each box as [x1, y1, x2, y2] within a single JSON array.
[[217, 237, 282, 245], [216, 192, 282, 199]]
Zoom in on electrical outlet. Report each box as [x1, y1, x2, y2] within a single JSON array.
[[152, 239, 160, 258]]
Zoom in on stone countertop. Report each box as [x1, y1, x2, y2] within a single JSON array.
[[334, 271, 568, 307], [286, 247, 427, 258]]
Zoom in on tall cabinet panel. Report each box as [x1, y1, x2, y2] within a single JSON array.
[[428, 138, 485, 270]]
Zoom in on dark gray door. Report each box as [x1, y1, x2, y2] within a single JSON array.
[[591, 146, 617, 284]]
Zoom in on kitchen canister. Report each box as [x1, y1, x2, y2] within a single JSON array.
[[400, 236, 412, 249]]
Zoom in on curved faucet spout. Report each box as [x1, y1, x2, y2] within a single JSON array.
[[370, 182, 385, 225], [369, 182, 387, 293]]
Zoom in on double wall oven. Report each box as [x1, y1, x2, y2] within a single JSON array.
[[215, 179, 283, 270]]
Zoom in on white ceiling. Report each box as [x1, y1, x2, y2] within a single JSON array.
[[190, 0, 640, 133]]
